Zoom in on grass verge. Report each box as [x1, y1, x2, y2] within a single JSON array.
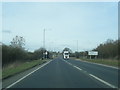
[[2, 59, 49, 79], [76, 58, 120, 68], [0, 69, 2, 80]]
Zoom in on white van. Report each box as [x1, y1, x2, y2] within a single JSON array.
[[63, 51, 69, 59]]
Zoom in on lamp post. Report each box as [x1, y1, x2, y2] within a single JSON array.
[[43, 28, 52, 49], [43, 29, 45, 49], [43, 28, 52, 59], [77, 40, 78, 52]]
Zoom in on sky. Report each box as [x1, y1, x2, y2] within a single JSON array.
[[1, 2, 118, 52]]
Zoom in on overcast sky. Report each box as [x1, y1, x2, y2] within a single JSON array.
[[1, 2, 118, 52]]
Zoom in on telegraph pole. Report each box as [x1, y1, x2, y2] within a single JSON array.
[[42, 29, 45, 59], [77, 40, 78, 52], [43, 29, 45, 49], [43, 28, 52, 59]]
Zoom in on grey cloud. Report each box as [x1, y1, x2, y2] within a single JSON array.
[[2, 30, 12, 34]]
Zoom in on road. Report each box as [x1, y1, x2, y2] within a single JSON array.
[[3, 57, 119, 88]]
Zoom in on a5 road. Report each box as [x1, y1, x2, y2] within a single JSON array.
[[3, 56, 119, 88]]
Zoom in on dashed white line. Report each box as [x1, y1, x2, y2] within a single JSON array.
[[6, 60, 52, 88], [68, 63, 71, 65], [68, 63, 72, 65], [73, 66, 82, 70], [63, 60, 73, 66], [63, 59, 117, 88], [63, 60, 82, 71], [89, 74, 117, 88]]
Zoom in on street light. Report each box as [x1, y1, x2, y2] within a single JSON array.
[[43, 29, 45, 49], [43, 28, 52, 49], [77, 40, 78, 52], [43, 28, 52, 59]]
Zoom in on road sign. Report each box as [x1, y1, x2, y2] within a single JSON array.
[[88, 51, 98, 55]]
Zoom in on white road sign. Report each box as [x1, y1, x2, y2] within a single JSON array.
[[88, 51, 98, 55]]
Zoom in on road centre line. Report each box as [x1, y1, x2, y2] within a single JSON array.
[[67, 62, 71, 65], [73, 66, 82, 70], [89, 74, 117, 88], [6, 60, 52, 89], [63, 60, 82, 70], [63, 59, 117, 88]]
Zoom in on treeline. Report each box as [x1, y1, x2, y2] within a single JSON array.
[[93, 39, 119, 59], [2, 45, 53, 67], [70, 39, 119, 60], [2, 36, 54, 67], [2, 44, 28, 66]]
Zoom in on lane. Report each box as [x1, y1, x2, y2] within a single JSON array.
[[66, 58, 118, 88], [5, 60, 52, 88], [8, 57, 110, 88]]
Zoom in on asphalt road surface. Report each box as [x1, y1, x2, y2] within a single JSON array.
[[3, 57, 119, 88]]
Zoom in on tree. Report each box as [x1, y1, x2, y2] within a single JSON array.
[[62, 47, 72, 53], [2, 36, 27, 66], [10, 36, 25, 49], [93, 39, 119, 59], [33, 48, 46, 60]]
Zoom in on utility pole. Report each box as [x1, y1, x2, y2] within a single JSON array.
[[77, 40, 78, 52], [42, 29, 45, 60], [43, 28, 52, 59], [43, 29, 45, 49]]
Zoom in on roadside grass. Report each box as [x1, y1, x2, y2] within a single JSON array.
[[76, 58, 120, 68], [0, 69, 2, 80], [2, 59, 50, 79]]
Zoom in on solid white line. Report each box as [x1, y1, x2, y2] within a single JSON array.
[[6, 60, 52, 88], [89, 74, 117, 88]]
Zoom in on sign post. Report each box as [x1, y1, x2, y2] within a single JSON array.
[[88, 51, 98, 59]]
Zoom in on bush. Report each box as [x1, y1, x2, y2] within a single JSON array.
[[2, 45, 28, 66]]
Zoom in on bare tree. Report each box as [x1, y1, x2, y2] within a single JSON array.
[[10, 36, 25, 49]]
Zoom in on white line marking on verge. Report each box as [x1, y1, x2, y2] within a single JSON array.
[[89, 74, 117, 88], [6, 60, 52, 88]]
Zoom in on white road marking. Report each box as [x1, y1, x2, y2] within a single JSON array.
[[63, 59, 117, 88], [68, 62, 72, 65], [63, 60, 82, 71], [89, 74, 117, 88], [73, 66, 82, 70], [68, 63, 71, 65], [6, 60, 52, 88], [63, 60, 72, 65]]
